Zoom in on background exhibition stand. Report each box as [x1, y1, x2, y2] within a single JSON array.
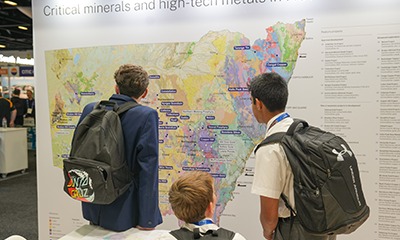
[[0, 128, 28, 178]]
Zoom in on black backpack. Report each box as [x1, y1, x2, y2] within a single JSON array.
[[63, 100, 139, 204], [170, 227, 235, 240], [254, 119, 370, 236]]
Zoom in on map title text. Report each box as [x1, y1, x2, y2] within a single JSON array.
[[42, 0, 311, 14]]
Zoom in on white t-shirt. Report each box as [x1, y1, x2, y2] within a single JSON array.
[[151, 218, 247, 240], [251, 113, 295, 218]]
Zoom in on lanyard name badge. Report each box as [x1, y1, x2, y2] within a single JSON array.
[[27, 100, 34, 114]]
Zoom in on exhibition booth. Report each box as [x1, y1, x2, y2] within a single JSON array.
[[0, 65, 35, 178], [29, 0, 400, 239]]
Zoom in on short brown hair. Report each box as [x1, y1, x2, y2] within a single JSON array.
[[114, 64, 149, 99], [169, 170, 214, 223]]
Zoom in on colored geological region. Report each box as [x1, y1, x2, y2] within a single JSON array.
[[45, 20, 305, 223]]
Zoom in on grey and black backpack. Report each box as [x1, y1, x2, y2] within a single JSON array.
[[170, 227, 235, 240], [63, 100, 139, 204], [254, 119, 370, 236]]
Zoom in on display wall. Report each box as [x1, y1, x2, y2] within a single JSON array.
[[33, 0, 400, 239]]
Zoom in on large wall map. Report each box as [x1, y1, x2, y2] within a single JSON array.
[[45, 20, 305, 223]]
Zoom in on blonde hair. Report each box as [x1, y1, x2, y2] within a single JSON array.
[[169, 170, 214, 223]]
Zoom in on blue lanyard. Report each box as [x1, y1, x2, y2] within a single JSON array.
[[193, 219, 213, 226], [268, 113, 290, 130], [26, 99, 34, 107]]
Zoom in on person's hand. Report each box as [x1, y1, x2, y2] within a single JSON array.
[[136, 225, 155, 230], [263, 229, 274, 240], [9, 121, 14, 127]]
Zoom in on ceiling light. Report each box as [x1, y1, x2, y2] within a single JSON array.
[[18, 26, 28, 30], [0, 45, 6, 48], [4, 1, 17, 6]]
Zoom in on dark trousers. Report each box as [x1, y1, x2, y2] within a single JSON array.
[[273, 217, 337, 240], [15, 116, 24, 126]]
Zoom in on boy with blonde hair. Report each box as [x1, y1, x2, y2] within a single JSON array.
[[155, 170, 246, 240]]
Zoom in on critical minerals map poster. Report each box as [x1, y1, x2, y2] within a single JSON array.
[[45, 20, 305, 224]]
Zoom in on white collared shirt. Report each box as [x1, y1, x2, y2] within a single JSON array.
[[251, 113, 295, 218], [150, 218, 247, 240]]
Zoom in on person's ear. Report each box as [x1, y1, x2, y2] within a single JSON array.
[[141, 89, 148, 99], [255, 98, 263, 110], [115, 85, 120, 94], [205, 201, 214, 218]]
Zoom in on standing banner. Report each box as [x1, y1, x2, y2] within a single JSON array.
[[33, 0, 400, 239]]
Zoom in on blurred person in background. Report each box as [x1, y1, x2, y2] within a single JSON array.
[[0, 91, 16, 127], [25, 89, 35, 120], [11, 89, 27, 126]]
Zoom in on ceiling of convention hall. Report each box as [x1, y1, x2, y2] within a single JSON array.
[[0, 0, 32, 55]]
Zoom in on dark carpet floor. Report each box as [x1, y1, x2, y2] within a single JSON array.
[[0, 150, 38, 240]]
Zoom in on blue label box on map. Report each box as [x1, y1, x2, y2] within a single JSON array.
[[211, 173, 226, 178], [150, 75, 161, 79], [200, 137, 215, 142], [233, 45, 251, 50], [208, 125, 229, 129], [159, 165, 174, 170], [159, 126, 178, 130], [266, 62, 288, 67], [220, 130, 241, 134], [160, 109, 172, 113], [166, 113, 180, 117], [160, 89, 177, 93], [228, 87, 248, 91]]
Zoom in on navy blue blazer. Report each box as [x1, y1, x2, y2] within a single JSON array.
[[78, 94, 162, 231]]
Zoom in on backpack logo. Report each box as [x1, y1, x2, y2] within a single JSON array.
[[66, 169, 95, 202], [332, 144, 353, 161]]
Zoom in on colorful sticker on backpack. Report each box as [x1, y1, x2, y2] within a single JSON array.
[[66, 169, 95, 202]]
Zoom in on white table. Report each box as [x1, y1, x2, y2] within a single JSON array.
[[60, 225, 169, 239], [0, 128, 28, 178]]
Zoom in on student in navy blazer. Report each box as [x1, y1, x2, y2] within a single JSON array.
[[76, 64, 163, 231]]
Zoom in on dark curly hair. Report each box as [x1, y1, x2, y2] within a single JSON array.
[[114, 64, 149, 99]]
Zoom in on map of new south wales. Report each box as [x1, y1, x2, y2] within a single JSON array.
[[45, 20, 306, 223]]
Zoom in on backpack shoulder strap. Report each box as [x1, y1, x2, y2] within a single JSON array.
[[254, 118, 309, 154], [254, 132, 286, 154], [215, 228, 236, 240], [93, 100, 118, 111], [170, 228, 194, 240], [91, 100, 140, 115], [286, 118, 308, 135], [116, 101, 141, 115]]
